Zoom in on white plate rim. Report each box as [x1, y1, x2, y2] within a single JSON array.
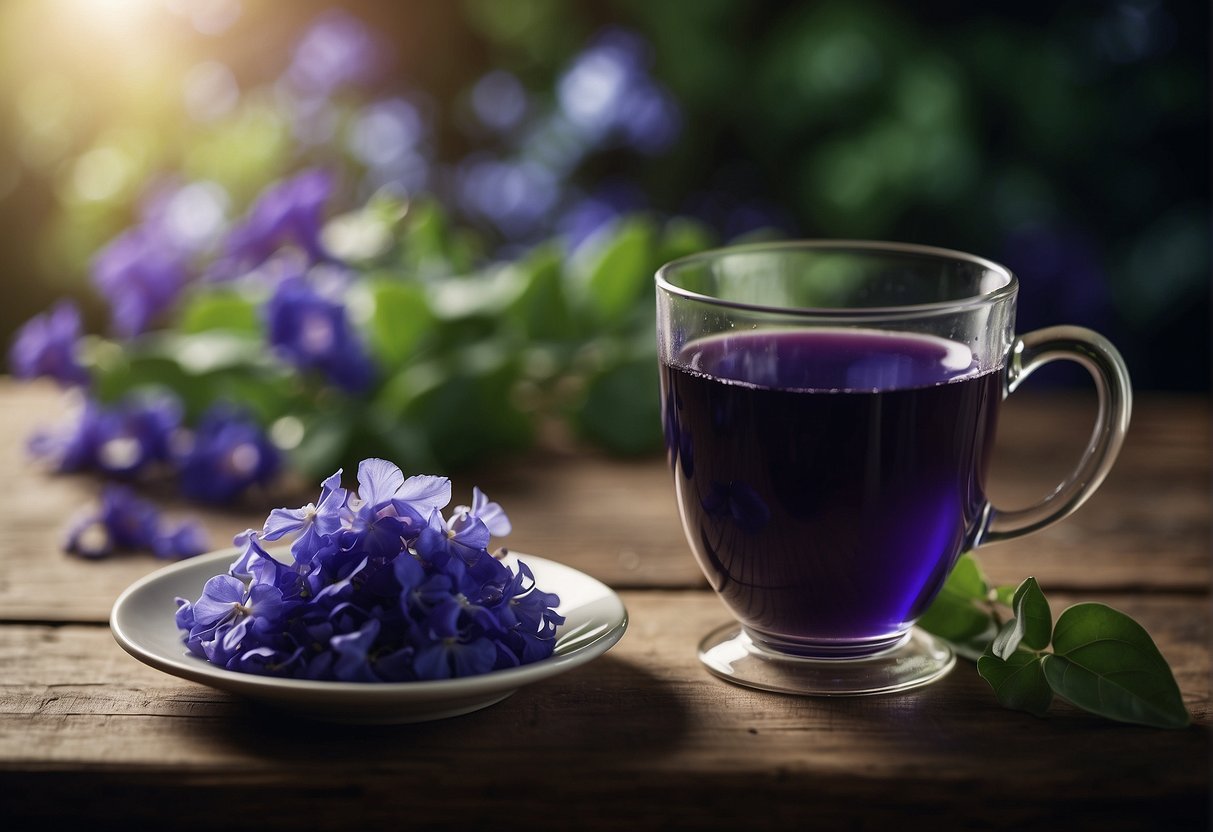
[[110, 548, 628, 710]]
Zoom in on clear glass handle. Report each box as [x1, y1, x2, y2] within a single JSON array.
[[982, 325, 1133, 543]]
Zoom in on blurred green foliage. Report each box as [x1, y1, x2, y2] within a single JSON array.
[[0, 0, 1207, 404], [80, 190, 713, 478]]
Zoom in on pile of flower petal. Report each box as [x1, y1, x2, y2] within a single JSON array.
[[175, 458, 564, 682]]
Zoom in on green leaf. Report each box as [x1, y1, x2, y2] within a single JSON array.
[[977, 648, 1054, 718], [176, 290, 262, 335], [656, 217, 716, 266], [568, 217, 656, 327], [943, 552, 988, 597], [321, 187, 409, 263], [86, 331, 292, 422], [375, 344, 534, 472], [1041, 603, 1191, 729], [425, 266, 527, 322], [358, 278, 434, 369], [396, 198, 487, 278], [145, 331, 270, 375], [990, 618, 1023, 660], [505, 243, 576, 342], [991, 576, 1052, 659], [570, 352, 663, 456], [1014, 577, 1052, 649], [917, 553, 998, 660]]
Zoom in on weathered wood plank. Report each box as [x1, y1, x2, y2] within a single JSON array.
[[980, 391, 1211, 589], [0, 591, 1207, 830], [2, 381, 1208, 623]]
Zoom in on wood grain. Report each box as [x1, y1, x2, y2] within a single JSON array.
[[0, 591, 1207, 830], [0, 379, 1209, 830], [1, 382, 1209, 623]]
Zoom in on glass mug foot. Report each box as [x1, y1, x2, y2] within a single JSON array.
[[698, 623, 956, 696]]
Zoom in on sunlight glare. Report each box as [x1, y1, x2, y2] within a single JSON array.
[[57, 0, 162, 31]]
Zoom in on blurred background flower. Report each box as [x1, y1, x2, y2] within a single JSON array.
[[0, 0, 1207, 507]]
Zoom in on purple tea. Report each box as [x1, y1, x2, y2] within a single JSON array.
[[661, 328, 1002, 657]]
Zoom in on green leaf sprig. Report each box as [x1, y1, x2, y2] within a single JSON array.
[[920, 555, 1191, 730], [82, 199, 718, 481]]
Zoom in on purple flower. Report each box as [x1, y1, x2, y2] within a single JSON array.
[[220, 169, 334, 277], [152, 521, 210, 560], [415, 508, 491, 571], [29, 391, 182, 479], [176, 459, 564, 682], [262, 469, 350, 563], [556, 28, 681, 155], [183, 574, 251, 664], [456, 487, 511, 537], [330, 617, 382, 682], [498, 560, 565, 664], [92, 392, 183, 478], [455, 155, 559, 240], [286, 10, 386, 98], [263, 275, 376, 393], [412, 629, 498, 680], [28, 395, 101, 473], [355, 458, 450, 520], [470, 70, 528, 133], [92, 225, 191, 338], [191, 574, 250, 629], [64, 484, 209, 560], [8, 301, 89, 387], [175, 403, 280, 504], [230, 529, 277, 580]]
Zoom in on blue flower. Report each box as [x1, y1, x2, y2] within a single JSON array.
[[178, 564, 294, 665], [8, 301, 89, 387], [92, 391, 182, 478], [330, 617, 382, 682], [556, 28, 681, 155], [412, 630, 498, 680], [415, 509, 491, 572], [152, 521, 210, 560], [286, 10, 385, 98], [497, 560, 565, 664], [28, 395, 104, 473], [175, 403, 280, 504], [92, 225, 191, 338], [64, 484, 209, 560], [191, 574, 250, 629], [176, 459, 565, 682], [30, 391, 182, 479], [455, 487, 511, 537], [262, 469, 350, 563], [229, 529, 275, 579], [222, 169, 334, 275], [356, 457, 451, 518], [263, 274, 376, 393], [455, 155, 559, 240]]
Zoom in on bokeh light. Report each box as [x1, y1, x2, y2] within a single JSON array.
[[0, 0, 1205, 392]]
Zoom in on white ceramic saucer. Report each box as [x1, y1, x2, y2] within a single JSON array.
[[111, 549, 627, 723]]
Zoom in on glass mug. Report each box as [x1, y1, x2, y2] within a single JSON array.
[[656, 241, 1131, 695]]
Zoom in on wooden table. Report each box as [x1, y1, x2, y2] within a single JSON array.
[[1, 380, 1208, 830]]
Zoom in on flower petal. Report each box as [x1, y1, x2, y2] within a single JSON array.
[[356, 457, 404, 507], [395, 474, 451, 513]]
